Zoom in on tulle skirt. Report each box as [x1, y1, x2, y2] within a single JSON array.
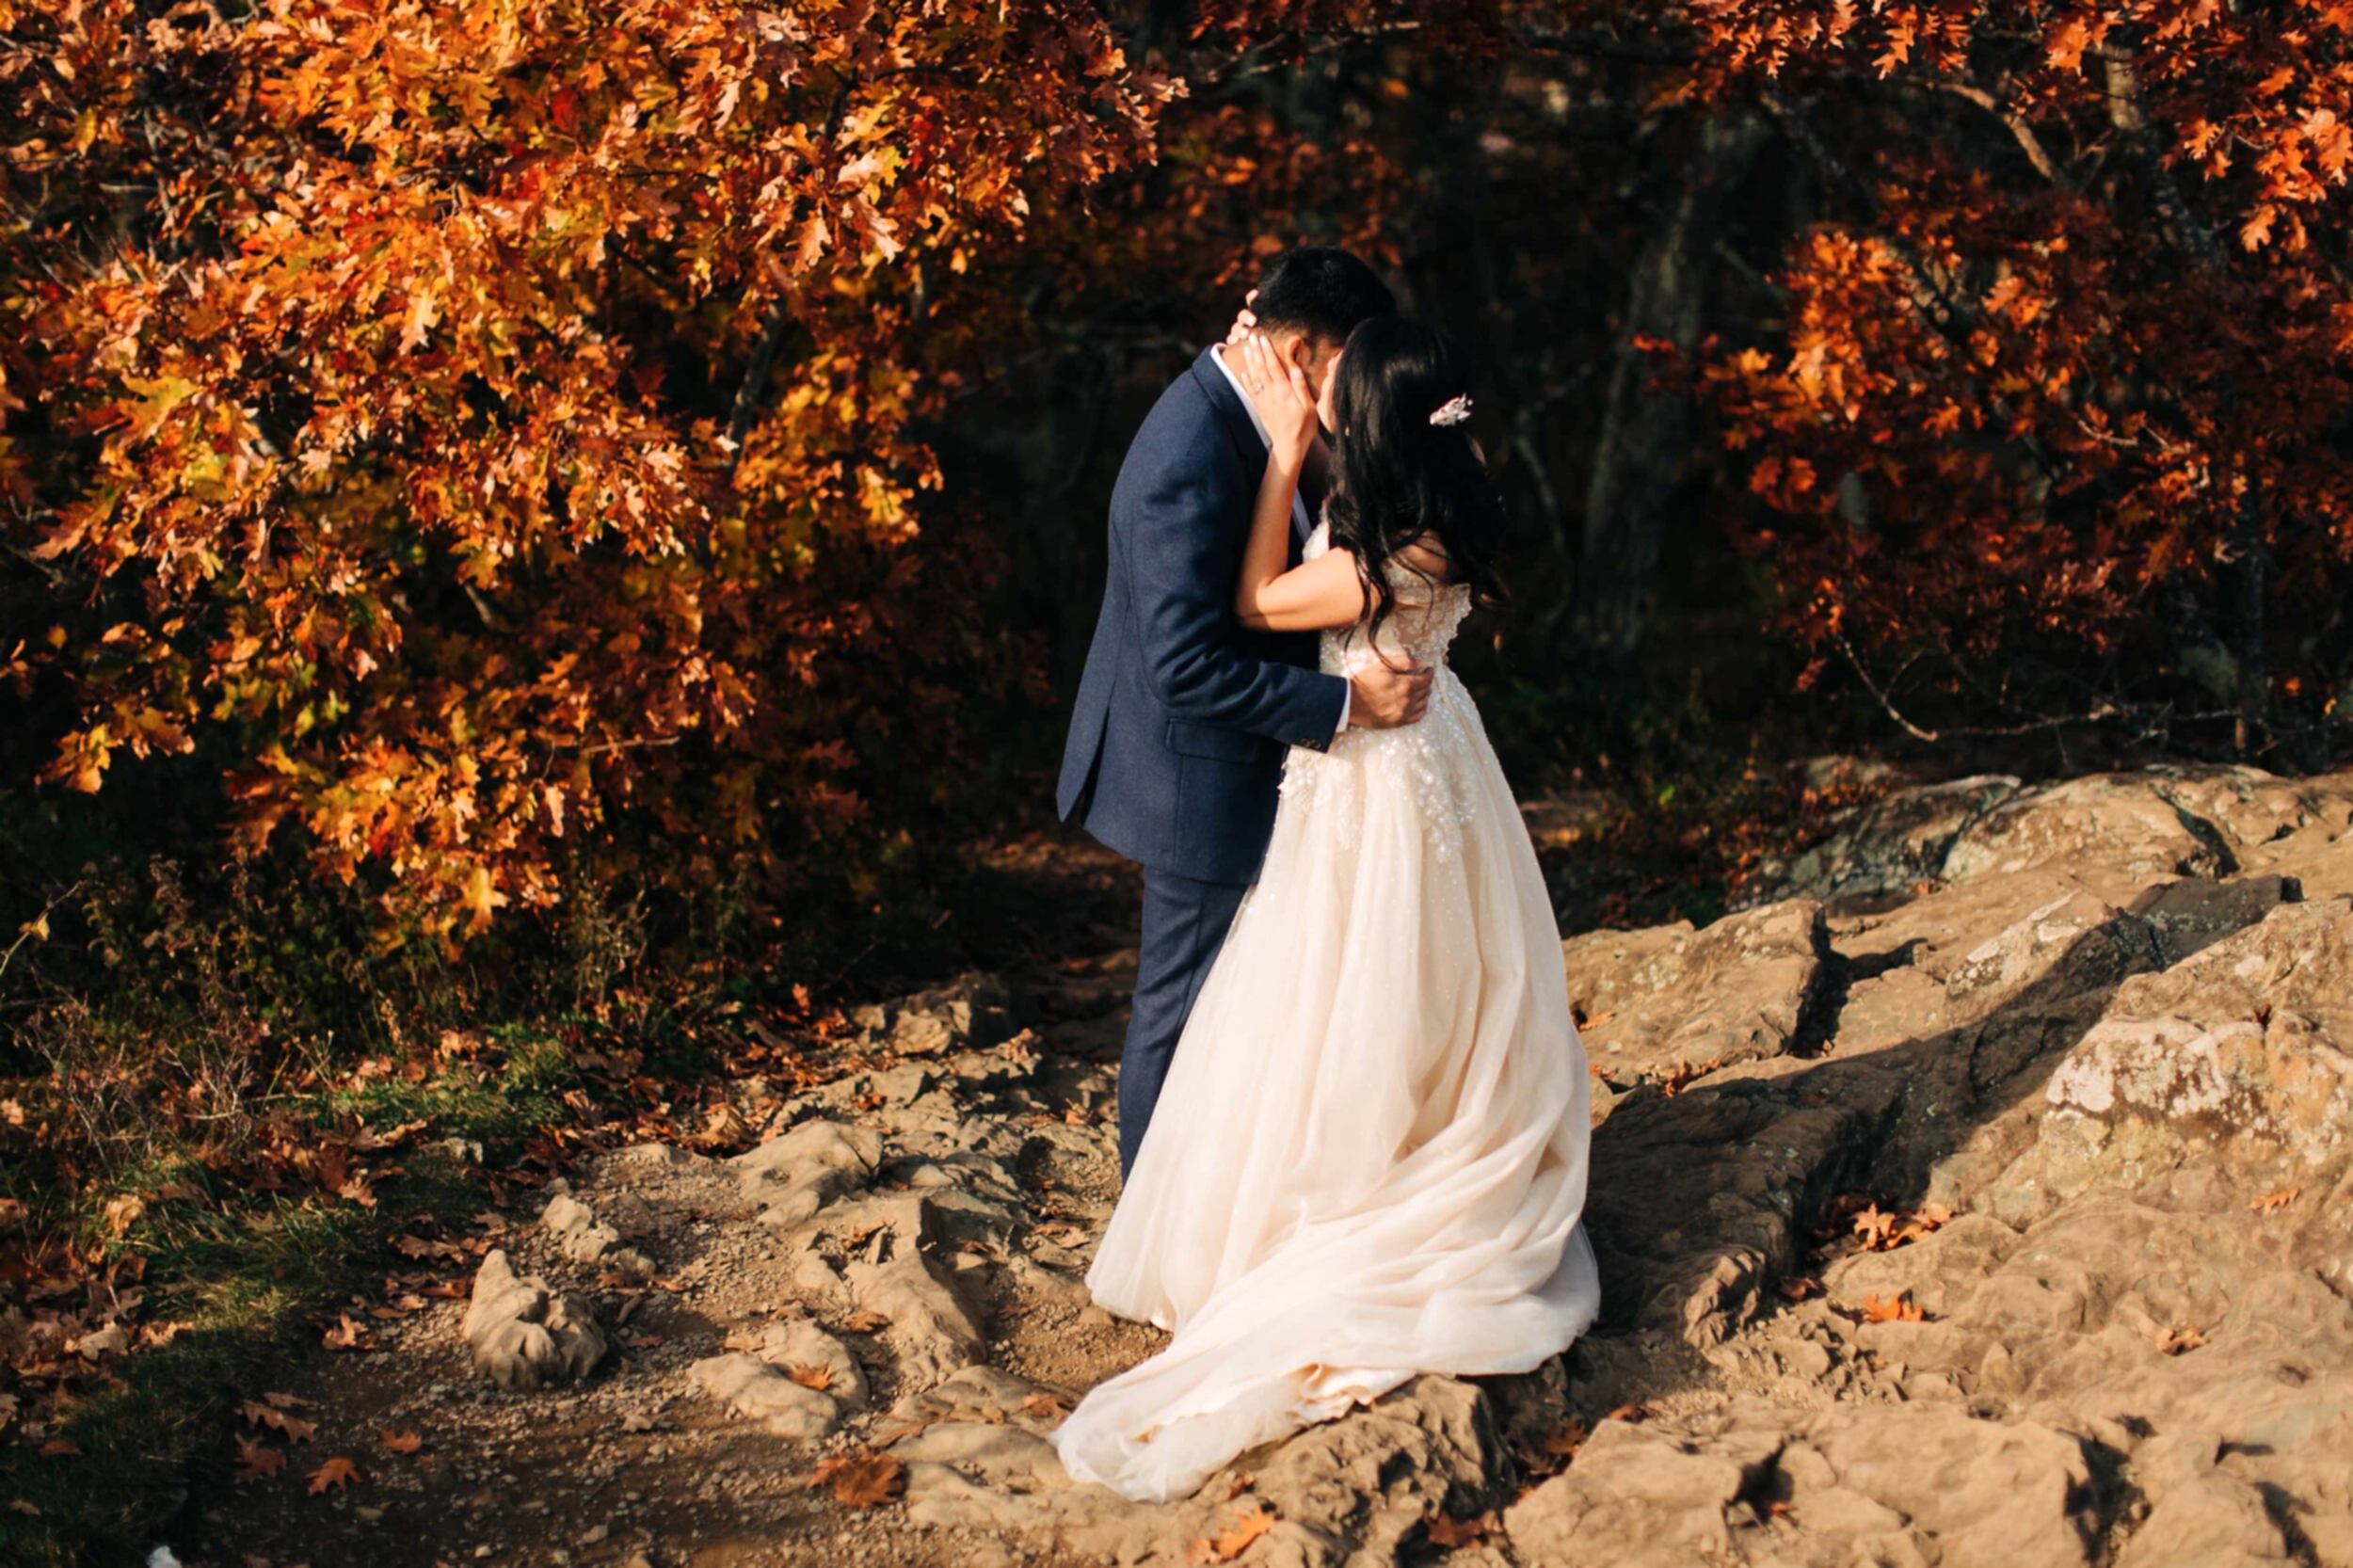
[[1049, 666, 1601, 1503]]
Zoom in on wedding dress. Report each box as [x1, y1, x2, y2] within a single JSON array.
[[1049, 518, 1602, 1504]]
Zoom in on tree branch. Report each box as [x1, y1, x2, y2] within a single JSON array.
[[1929, 81, 2070, 188], [722, 78, 856, 472]]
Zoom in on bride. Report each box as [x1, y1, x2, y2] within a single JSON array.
[[1048, 316, 1602, 1503]]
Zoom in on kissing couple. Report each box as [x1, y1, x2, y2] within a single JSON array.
[[1049, 247, 1602, 1502]]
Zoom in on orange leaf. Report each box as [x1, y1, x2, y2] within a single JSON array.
[[306, 1457, 360, 1495], [1850, 1203, 1897, 1249], [378, 1430, 424, 1455], [807, 1448, 903, 1508], [1426, 1511, 1493, 1547], [2250, 1185, 2301, 1214], [1860, 1290, 1925, 1323], [1020, 1390, 1073, 1420], [1191, 1502, 1277, 1562]]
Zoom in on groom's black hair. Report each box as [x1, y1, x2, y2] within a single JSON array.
[[1248, 247, 1396, 344]]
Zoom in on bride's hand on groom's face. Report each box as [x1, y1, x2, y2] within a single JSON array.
[[1225, 289, 1257, 347], [1237, 332, 1318, 466]]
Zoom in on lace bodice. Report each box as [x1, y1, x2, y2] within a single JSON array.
[[1303, 516, 1474, 679]]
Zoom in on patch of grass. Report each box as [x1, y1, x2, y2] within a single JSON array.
[[0, 1050, 574, 1566]]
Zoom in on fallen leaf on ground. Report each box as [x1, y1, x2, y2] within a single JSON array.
[[233, 1436, 286, 1482], [1850, 1203, 1897, 1249], [808, 1448, 902, 1508], [378, 1430, 423, 1454], [1426, 1511, 1493, 1547], [787, 1364, 836, 1391], [1191, 1502, 1277, 1562], [307, 1457, 360, 1495], [1860, 1290, 1926, 1323], [1656, 1055, 1726, 1096], [321, 1313, 372, 1351], [2251, 1185, 2301, 1214], [242, 1402, 318, 1444]]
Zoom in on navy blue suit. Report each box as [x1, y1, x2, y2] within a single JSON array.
[[1057, 345, 1349, 1176]]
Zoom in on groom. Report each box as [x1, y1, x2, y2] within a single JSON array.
[[1057, 247, 1432, 1180]]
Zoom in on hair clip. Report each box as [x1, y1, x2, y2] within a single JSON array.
[[1429, 393, 1473, 427]]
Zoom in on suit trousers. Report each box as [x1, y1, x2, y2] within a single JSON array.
[[1118, 868, 1252, 1179]]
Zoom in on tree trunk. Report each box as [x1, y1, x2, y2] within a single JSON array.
[[1568, 111, 1762, 687], [2224, 490, 2271, 759]]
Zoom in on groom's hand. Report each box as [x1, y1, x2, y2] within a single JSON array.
[[1349, 662, 1434, 729]]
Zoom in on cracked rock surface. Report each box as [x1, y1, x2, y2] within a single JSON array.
[[191, 764, 2353, 1567]]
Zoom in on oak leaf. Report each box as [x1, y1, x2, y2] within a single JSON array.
[[243, 1401, 318, 1444], [1191, 1502, 1277, 1562], [306, 1457, 360, 1495]]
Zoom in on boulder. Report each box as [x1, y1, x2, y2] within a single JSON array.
[[1501, 1416, 1768, 1566], [733, 1117, 882, 1228], [1246, 1374, 1503, 1564], [851, 971, 1024, 1057], [745, 1318, 870, 1408], [689, 1352, 840, 1441], [2026, 897, 2353, 1195], [1941, 772, 2238, 893], [461, 1250, 607, 1391], [1565, 899, 1830, 1080], [540, 1192, 654, 1279], [1778, 774, 2020, 901]]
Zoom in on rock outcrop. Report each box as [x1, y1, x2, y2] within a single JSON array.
[[270, 763, 2353, 1567], [1527, 764, 2353, 1568]]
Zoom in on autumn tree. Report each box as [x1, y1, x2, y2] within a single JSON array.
[[3, 0, 1170, 939], [10, 0, 2353, 952], [1105, 2, 2353, 762]]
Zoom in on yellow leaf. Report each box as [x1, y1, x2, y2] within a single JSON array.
[[460, 863, 507, 935]]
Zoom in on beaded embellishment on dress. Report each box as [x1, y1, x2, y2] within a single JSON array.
[[1279, 518, 1481, 859]]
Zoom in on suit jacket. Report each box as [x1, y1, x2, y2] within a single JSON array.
[[1055, 345, 1350, 884]]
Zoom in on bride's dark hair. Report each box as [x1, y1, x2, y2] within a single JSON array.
[[1325, 316, 1506, 648]]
